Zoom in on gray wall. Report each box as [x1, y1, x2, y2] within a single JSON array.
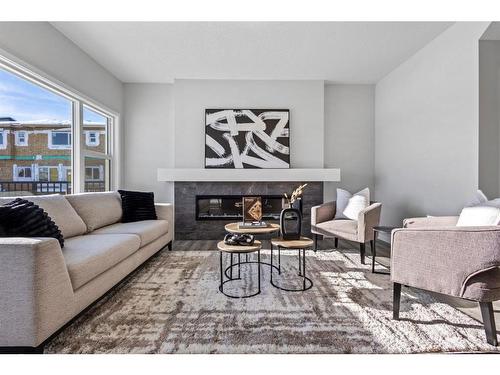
[[375, 22, 490, 227], [123, 84, 174, 202], [123, 80, 376, 204], [479, 40, 500, 198], [0, 22, 123, 114], [173, 79, 325, 169], [324, 84, 375, 201]]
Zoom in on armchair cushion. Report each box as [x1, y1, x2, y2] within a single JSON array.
[[315, 219, 358, 241]]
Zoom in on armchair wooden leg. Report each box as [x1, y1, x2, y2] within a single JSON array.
[[393, 282, 402, 320], [479, 302, 498, 346], [359, 243, 366, 265], [334, 237, 338, 249], [167, 241, 172, 251], [314, 234, 318, 251]]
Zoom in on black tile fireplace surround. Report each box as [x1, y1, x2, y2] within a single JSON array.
[[174, 181, 323, 240]]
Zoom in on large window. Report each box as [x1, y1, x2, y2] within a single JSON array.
[[0, 59, 116, 196]]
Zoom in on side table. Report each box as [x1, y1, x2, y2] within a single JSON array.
[[270, 237, 314, 291], [372, 226, 398, 274], [217, 240, 262, 298]]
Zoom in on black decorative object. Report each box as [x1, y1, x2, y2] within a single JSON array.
[[0, 198, 64, 247], [205, 109, 290, 169], [280, 207, 302, 240], [223, 233, 255, 246], [118, 190, 157, 223]]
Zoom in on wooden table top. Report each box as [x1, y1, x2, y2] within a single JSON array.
[[224, 222, 280, 234], [217, 240, 262, 253], [271, 236, 314, 249]]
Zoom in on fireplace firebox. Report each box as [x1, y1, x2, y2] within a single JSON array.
[[196, 195, 296, 221]]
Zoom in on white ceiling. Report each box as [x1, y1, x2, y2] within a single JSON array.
[[52, 22, 452, 84]]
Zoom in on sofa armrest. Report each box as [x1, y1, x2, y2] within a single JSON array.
[[358, 202, 382, 242], [155, 203, 174, 235], [390, 226, 500, 299], [403, 216, 459, 228], [311, 201, 336, 226], [0, 237, 75, 347]]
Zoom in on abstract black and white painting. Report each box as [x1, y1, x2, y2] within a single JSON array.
[[205, 109, 290, 169]]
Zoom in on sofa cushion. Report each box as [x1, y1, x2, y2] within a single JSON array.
[[0, 194, 86, 239], [0, 198, 64, 247], [118, 190, 157, 223], [316, 219, 358, 235], [66, 192, 122, 232], [63, 234, 141, 290], [93, 220, 169, 247]]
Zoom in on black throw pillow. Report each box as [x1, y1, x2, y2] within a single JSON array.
[[118, 190, 157, 223], [0, 198, 64, 248]]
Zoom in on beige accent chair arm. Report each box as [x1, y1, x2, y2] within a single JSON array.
[[357, 202, 382, 242], [155, 203, 174, 235], [311, 201, 336, 226], [0, 238, 75, 347], [403, 216, 459, 228], [390, 226, 500, 299]]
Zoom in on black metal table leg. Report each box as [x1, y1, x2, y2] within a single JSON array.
[[219, 251, 224, 293], [302, 248, 306, 290], [270, 246, 313, 292], [298, 247, 302, 276], [257, 249, 261, 292], [270, 243, 274, 284], [372, 232, 377, 273], [238, 253, 241, 279], [278, 246, 281, 274], [219, 250, 262, 299], [230, 253, 234, 279]]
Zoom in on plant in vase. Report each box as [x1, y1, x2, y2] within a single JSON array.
[[281, 184, 307, 240], [283, 183, 307, 209]]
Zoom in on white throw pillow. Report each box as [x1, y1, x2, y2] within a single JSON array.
[[335, 187, 370, 220], [456, 206, 500, 227], [343, 195, 369, 221]]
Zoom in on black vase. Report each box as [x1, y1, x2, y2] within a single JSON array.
[[280, 207, 302, 240]]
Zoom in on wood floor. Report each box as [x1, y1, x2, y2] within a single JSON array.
[[172, 237, 500, 335]]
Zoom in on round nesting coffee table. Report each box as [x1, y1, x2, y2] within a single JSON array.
[[217, 240, 262, 298], [270, 237, 314, 292], [224, 222, 280, 235], [224, 222, 280, 265]]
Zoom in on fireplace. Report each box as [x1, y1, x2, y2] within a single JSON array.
[[175, 181, 323, 240], [196, 195, 296, 221]]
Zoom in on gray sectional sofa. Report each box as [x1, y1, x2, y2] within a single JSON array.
[[0, 192, 173, 352]]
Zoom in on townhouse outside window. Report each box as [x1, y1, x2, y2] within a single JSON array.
[[0, 130, 6, 149], [0, 61, 116, 196], [15, 131, 28, 146]]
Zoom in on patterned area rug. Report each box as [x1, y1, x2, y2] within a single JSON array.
[[45, 248, 498, 353]]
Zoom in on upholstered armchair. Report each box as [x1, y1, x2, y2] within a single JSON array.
[[391, 216, 500, 346], [310, 201, 382, 264]]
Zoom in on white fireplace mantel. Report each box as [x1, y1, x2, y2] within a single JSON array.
[[157, 168, 340, 182]]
